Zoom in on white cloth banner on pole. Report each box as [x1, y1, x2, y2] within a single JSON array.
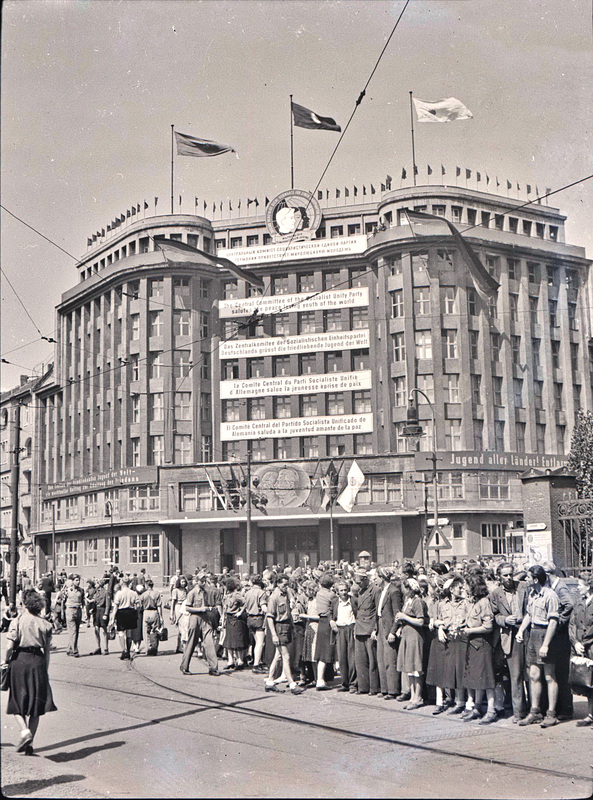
[[337, 460, 365, 513]]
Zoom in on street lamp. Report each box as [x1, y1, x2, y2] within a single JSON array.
[[402, 389, 439, 566], [105, 501, 114, 566]]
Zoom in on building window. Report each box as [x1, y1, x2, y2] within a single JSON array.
[[445, 374, 460, 403], [174, 310, 191, 337], [437, 473, 464, 500], [556, 425, 565, 453], [568, 302, 578, 331], [273, 356, 291, 377], [473, 420, 483, 451], [325, 352, 342, 373], [221, 442, 238, 461], [523, 220, 532, 237], [417, 374, 434, 403], [65, 540, 78, 567], [300, 395, 317, 417], [131, 394, 140, 423], [353, 390, 371, 413], [174, 350, 191, 378], [509, 294, 519, 323], [481, 523, 509, 555], [488, 295, 498, 320], [510, 335, 521, 366], [495, 214, 504, 230], [411, 251, 428, 272], [493, 376, 503, 407], [224, 281, 239, 299], [443, 330, 458, 359], [274, 438, 291, 460], [534, 381, 544, 410], [508, 217, 518, 234], [451, 206, 462, 223], [149, 310, 163, 338], [222, 361, 239, 383], [299, 354, 317, 375], [415, 330, 432, 360], [149, 278, 164, 299], [527, 261, 540, 283], [536, 424, 546, 453], [553, 382, 563, 410], [149, 393, 164, 421], [174, 434, 192, 465], [549, 226, 558, 241], [247, 235, 259, 248], [351, 308, 368, 329], [330, 225, 344, 238], [352, 349, 370, 371], [467, 289, 478, 318], [369, 475, 402, 504], [84, 493, 98, 518], [490, 333, 501, 362], [391, 290, 404, 318], [300, 437, 319, 458], [129, 533, 160, 563], [413, 287, 431, 316], [327, 393, 345, 415], [274, 397, 292, 418], [131, 438, 140, 466], [201, 435, 212, 462], [551, 340, 561, 370], [149, 352, 163, 379], [131, 314, 140, 340], [442, 287, 456, 315], [327, 435, 346, 456], [513, 378, 524, 408], [472, 374, 482, 405], [175, 392, 192, 421], [445, 419, 462, 451], [437, 249, 454, 267], [248, 398, 266, 420], [432, 205, 446, 217], [149, 436, 165, 465], [299, 311, 316, 333], [494, 420, 505, 452], [324, 270, 341, 290], [180, 483, 198, 511], [230, 237, 243, 249], [272, 275, 289, 295], [65, 497, 79, 521], [570, 343, 579, 373], [324, 310, 343, 332], [129, 485, 160, 512], [273, 314, 290, 336], [393, 333, 406, 362], [298, 273, 315, 292], [470, 330, 480, 361], [350, 268, 366, 287], [353, 433, 373, 454], [516, 422, 526, 452], [529, 295, 539, 328], [83, 538, 98, 566], [394, 376, 407, 407], [248, 358, 265, 378], [347, 223, 361, 236], [479, 472, 509, 500], [200, 311, 210, 339], [173, 277, 191, 308], [507, 258, 519, 280]]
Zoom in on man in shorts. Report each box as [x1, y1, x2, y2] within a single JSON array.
[[264, 574, 303, 695], [516, 565, 560, 728], [244, 575, 268, 674]]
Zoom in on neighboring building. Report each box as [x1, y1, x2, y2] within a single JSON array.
[[1, 368, 53, 580], [30, 185, 593, 581]]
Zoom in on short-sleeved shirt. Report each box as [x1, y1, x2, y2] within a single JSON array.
[[465, 596, 493, 629], [64, 585, 85, 608], [266, 588, 292, 624], [244, 586, 266, 615], [141, 589, 162, 610], [315, 587, 336, 618], [527, 586, 559, 626], [8, 610, 53, 649], [113, 587, 138, 610]]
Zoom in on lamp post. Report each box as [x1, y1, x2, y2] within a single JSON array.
[[105, 501, 114, 566], [402, 389, 439, 566]]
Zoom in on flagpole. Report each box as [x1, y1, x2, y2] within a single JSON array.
[[409, 91, 417, 188], [171, 124, 175, 215], [290, 94, 294, 190]]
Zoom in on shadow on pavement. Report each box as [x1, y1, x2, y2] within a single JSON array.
[[47, 740, 126, 763], [3, 774, 84, 796]]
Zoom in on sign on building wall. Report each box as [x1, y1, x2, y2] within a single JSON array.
[[525, 528, 553, 563], [220, 370, 372, 399], [218, 235, 367, 266], [41, 467, 159, 499], [220, 412, 373, 441], [219, 287, 369, 319], [414, 451, 569, 472], [219, 329, 370, 359]]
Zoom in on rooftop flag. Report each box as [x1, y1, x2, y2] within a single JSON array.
[[292, 101, 341, 132], [175, 130, 236, 157], [412, 97, 473, 123]]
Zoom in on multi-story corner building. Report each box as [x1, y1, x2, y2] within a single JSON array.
[[30, 185, 592, 582], [1, 369, 53, 579]]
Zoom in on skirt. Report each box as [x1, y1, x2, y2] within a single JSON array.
[[6, 650, 57, 717], [397, 625, 425, 675], [303, 621, 318, 662], [115, 607, 138, 631], [463, 633, 495, 690], [426, 636, 455, 688], [313, 616, 335, 663], [225, 614, 249, 650]]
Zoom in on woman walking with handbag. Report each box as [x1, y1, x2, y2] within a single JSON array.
[[1, 589, 57, 755]]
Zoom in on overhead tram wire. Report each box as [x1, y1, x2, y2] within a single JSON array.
[[0, 266, 56, 343]]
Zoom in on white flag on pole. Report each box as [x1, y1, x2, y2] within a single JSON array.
[[412, 97, 473, 123], [337, 460, 365, 513]]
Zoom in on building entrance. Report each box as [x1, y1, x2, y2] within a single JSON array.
[[257, 528, 318, 571]]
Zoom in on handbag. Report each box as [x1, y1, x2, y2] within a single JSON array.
[[157, 626, 169, 642], [1, 663, 10, 692], [569, 655, 593, 689], [108, 625, 117, 640]]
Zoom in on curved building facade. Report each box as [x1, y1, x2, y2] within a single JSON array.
[[31, 186, 592, 580]]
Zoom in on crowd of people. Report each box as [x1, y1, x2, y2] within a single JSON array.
[[1, 555, 592, 755]]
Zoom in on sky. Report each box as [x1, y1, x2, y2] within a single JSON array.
[[1, 0, 592, 391]]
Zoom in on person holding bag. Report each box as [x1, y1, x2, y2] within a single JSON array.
[[2, 589, 57, 755], [569, 571, 593, 727]]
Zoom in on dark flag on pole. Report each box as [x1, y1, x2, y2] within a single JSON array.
[[381, 183, 385, 192], [385, 175, 393, 189], [401, 168, 406, 180], [213, 203, 216, 213], [87, 237, 92, 247], [517, 183, 520, 191], [486, 174, 490, 185], [137, 203, 141, 213], [195, 196, 199, 208], [441, 165, 446, 176], [456, 167, 461, 177], [126, 210, 131, 218], [101, 228, 105, 236], [204, 200, 207, 211], [414, 166, 418, 176], [354, 186, 358, 197], [336, 189, 341, 199], [527, 185, 532, 194], [144, 201, 149, 210], [318, 190, 323, 200], [131, 206, 136, 215], [345, 187, 349, 198], [427, 165, 433, 176], [496, 177, 500, 188], [363, 186, 367, 196], [477, 172, 481, 183], [465, 169, 471, 180], [179, 195, 182, 206], [371, 184, 376, 194], [292, 101, 341, 132], [507, 180, 512, 190], [107, 224, 111, 232], [265, 197, 270, 206], [154, 197, 158, 208]]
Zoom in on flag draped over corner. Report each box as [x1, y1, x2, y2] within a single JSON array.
[[175, 130, 236, 157], [292, 101, 341, 132], [337, 461, 365, 513], [412, 97, 473, 123], [406, 210, 500, 296], [155, 237, 264, 289]]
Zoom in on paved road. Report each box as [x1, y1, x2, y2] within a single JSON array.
[[2, 624, 592, 798]]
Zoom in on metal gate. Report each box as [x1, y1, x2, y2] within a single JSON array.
[[557, 499, 593, 569]]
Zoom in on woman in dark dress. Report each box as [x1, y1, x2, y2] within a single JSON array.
[[395, 578, 428, 710], [2, 589, 57, 754], [223, 577, 249, 669], [462, 571, 497, 724]]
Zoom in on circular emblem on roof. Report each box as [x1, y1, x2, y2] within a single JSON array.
[[265, 189, 322, 242]]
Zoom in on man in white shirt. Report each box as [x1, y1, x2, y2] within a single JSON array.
[[335, 582, 357, 693]]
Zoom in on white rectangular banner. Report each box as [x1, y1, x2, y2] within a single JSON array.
[[220, 370, 372, 399], [219, 287, 369, 319], [220, 413, 373, 441], [218, 235, 367, 266], [219, 329, 370, 359]]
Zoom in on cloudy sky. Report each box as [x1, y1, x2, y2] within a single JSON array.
[[1, 0, 591, 390]]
